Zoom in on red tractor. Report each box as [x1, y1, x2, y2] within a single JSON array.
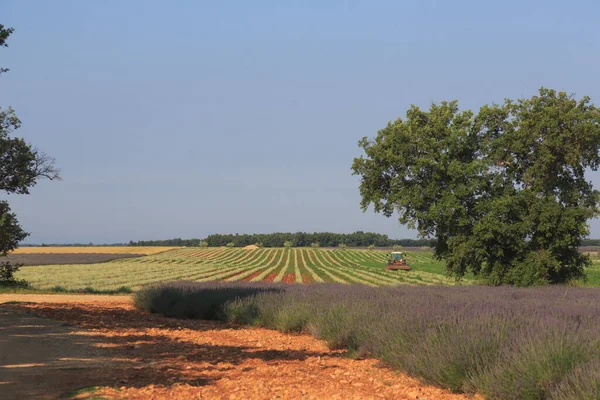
[[386, 251, 410, 271]]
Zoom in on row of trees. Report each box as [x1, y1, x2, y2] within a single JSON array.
[[127, 238, 203, 247], [581, 239, 600, 247], [26, 237, 600, 248], [128, 232, 436, 248]]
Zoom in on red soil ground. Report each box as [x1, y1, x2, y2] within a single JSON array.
[[282, 273, 296, 284], [220, 270, 248, 281], [263, 273, 278, 282], [241, 270, 264, 282]]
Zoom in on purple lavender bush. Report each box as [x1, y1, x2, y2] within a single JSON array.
[[135, 282, 600, 399], [548, 358, 600, 400]]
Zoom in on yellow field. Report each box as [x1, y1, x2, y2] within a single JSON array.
[[12, 246, 180, 255]]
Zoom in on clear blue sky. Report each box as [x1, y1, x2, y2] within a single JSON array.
[[2, 0, 600, 244]]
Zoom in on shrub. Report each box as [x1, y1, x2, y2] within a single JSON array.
[[199, 241, 209, 247], [283, 241, 293, 249], [400, 315, 510, 392], [311, 242, 320, 248], [226, 242, 235, 248], [50, 285, 132, 295], [392, 245, 402, 251], [549, 359, 600, 400], [472, 330, 598, 399], [338, 243, 347, 249], [308, 302, 374, 353], [135, 281, 283, 320], [0, 262, 28, 288], [368, 244, 375, 250]]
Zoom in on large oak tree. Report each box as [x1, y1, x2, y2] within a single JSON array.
[[352, 88, 600, 285]]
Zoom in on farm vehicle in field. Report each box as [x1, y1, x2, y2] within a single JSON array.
[[386, 251, 410, 271]]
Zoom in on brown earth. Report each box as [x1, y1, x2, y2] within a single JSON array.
[[0, 295, 470, 400], [242, 270, 264, 281], [3, 253, 145, 266]]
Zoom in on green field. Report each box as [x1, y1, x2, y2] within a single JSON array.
[[15, 248, 463, 291], [583, 253, 600, 286]]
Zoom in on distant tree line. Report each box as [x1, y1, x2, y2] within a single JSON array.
[[127, 238, 202, 247], [128, 232, 436, 248], [20, 236, 600, 248], [581, 239, 600, 247]]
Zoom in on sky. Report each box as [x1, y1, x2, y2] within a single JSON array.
[[2, 0, 600, 244]]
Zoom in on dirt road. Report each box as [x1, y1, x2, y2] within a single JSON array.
[[0, 309, 129, 400], [0, 293, 130, 304], [0, 294, 468, 399]]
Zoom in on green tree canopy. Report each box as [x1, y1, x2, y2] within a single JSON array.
[[352, 88, 600, 286]]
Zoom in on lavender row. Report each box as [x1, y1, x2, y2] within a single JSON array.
[[135, 282, 600, 399]]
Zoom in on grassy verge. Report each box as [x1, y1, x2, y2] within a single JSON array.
[[135, 281, 600, 400]]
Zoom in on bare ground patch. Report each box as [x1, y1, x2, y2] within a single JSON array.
[[3, 253, 144, 266], [0, 295, 469, 400]]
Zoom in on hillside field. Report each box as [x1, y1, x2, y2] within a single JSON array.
[[15, 247, 460, 291]]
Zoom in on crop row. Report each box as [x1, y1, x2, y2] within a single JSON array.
[[16, 248, 457, 291]]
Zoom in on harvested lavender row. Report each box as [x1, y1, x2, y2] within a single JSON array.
[[135, 282, 600, 400]]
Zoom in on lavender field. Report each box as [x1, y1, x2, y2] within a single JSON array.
[[136, 282, 600, 400]]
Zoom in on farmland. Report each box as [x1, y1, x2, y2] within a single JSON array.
[[15, 247, 459, 291], [3, 252, 144, 266], [11, 246, 181, 255], [6, 246, 182, 267]]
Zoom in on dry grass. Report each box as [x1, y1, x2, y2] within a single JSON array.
[[12, 246, 180, 255]]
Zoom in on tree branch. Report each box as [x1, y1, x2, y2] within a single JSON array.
[[33, 151, 61, 181]]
